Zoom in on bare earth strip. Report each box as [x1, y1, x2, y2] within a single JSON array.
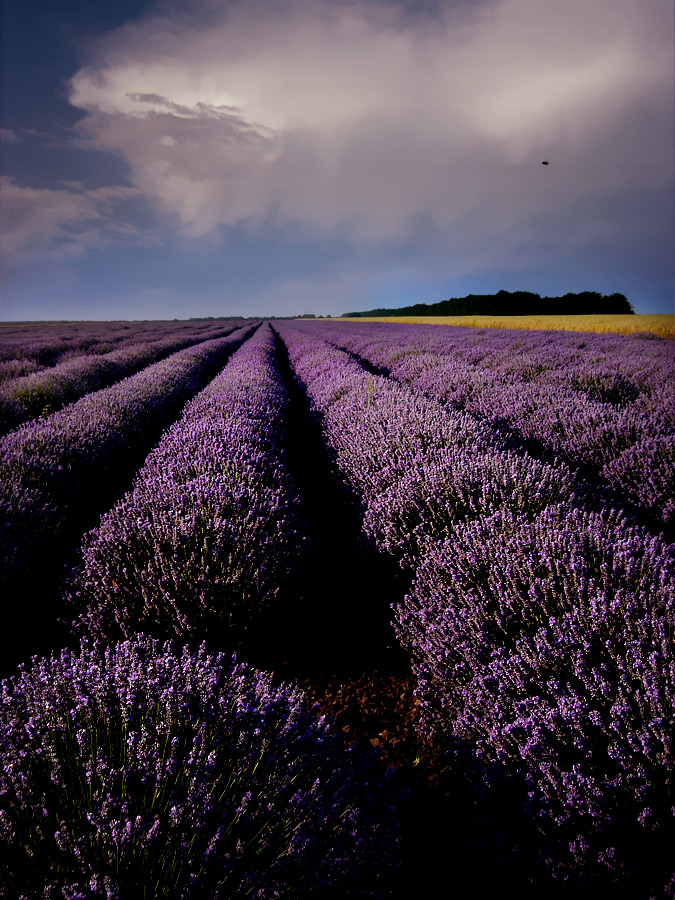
[[322, 313, 674, 338]]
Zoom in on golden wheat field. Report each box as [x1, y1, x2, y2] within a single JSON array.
[[325, 314, 674, 338]]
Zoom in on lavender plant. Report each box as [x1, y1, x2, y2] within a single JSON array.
[[275, 324, 577, 555], [0, 320, 244, 387], [296, 321, 675, 527], [0, 323, 241, 434], [275, 323, 500, 504], [0, 637, 402, 899], [0, 326, 255, 587], [397, 504, 675, 890], [0, 323, 167, 382], [69, 324, 306, 642], [362, 446, 576, 568], [277, 322, 675, 890]]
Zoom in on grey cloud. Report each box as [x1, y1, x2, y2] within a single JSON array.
[[125, 93, 245, 119], [126, 93, 172, 105], [66, 0, 673, 267], [0, 178, 159, 267]]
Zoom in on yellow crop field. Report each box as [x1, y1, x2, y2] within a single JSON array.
[[325, 314, 674, 338]]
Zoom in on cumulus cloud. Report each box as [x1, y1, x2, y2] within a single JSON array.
[[0, 178, 155, 267], [67, 0, 672, 248]]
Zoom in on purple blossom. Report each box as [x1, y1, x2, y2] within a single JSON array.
[[0, 321, 242, 434], [398, 504, 675, 889], [0, 637, 403, 898], [291, 320, 674, 527], [0, 324, 256, 594], [69, 323, 307, 641], [276, 321, 675, 892], [0, 319, 236, 386]]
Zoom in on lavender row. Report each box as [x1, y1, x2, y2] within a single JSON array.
[[69, 323, 305, 644], [0, 322, 172, 372], [400, 505, 674, 890], [276, 322, 675, 892], [0, 322, 148, 368], [0, 324, 256, 598], [0, 319, 241, 385], [275, 323, 578, 565], [0, 637, 403, 898], [297, 321, 675, 528], [0, 318, 235, 354], [0, 323, 241, 434]]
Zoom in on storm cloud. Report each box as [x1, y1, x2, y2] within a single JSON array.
[[67, 0, 672, 245], [0, 178, 149, 265], [2, 0, 672, 317]]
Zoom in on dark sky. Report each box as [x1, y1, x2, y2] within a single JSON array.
[[1, 0, 673, 319]]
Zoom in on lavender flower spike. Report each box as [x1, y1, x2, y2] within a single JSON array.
[[0, 637, 404, 898]]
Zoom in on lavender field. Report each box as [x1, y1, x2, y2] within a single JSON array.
[[0, 319, 673, 899]]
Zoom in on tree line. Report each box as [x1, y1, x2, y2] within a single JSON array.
[[342, 290, 634, 318]]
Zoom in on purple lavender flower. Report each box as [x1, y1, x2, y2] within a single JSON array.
[[276, 321, 675, 891], [0, 637, 403, 898], [0, 325, 256, 590], [0, 319, 236, 386], [69, 323, 307, 642], [0, 322, 242, 434], [290, 320, 674, 527], [399, 504, 675, 889]]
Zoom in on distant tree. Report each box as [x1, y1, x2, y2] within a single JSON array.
[[606, 293, 635, 313], [341, 290, 634, 318]]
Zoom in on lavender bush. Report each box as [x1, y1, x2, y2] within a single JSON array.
[[69, 323, 306, 642], [0, 323, 159, 382], [275, 324, 578, 559], [296, 321, 675, 528], [0, 323, 240, 434], [0, 320, 243, 387], [2, 317, 672, 894], [277, 322, 675, 891], [0, 331, 109, 378], [275, 324, 500, 503], [0, 637, 402, 898], [0, 325, 255, 601], [362, 446, 576, 569], [397, 504, 675, 890], [0, 358, 43, 384]]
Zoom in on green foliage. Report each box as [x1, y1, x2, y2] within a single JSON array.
[[342, 290, 635, 318]]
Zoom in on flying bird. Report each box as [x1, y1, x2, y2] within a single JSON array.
[[542, 161, 550, 165]]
